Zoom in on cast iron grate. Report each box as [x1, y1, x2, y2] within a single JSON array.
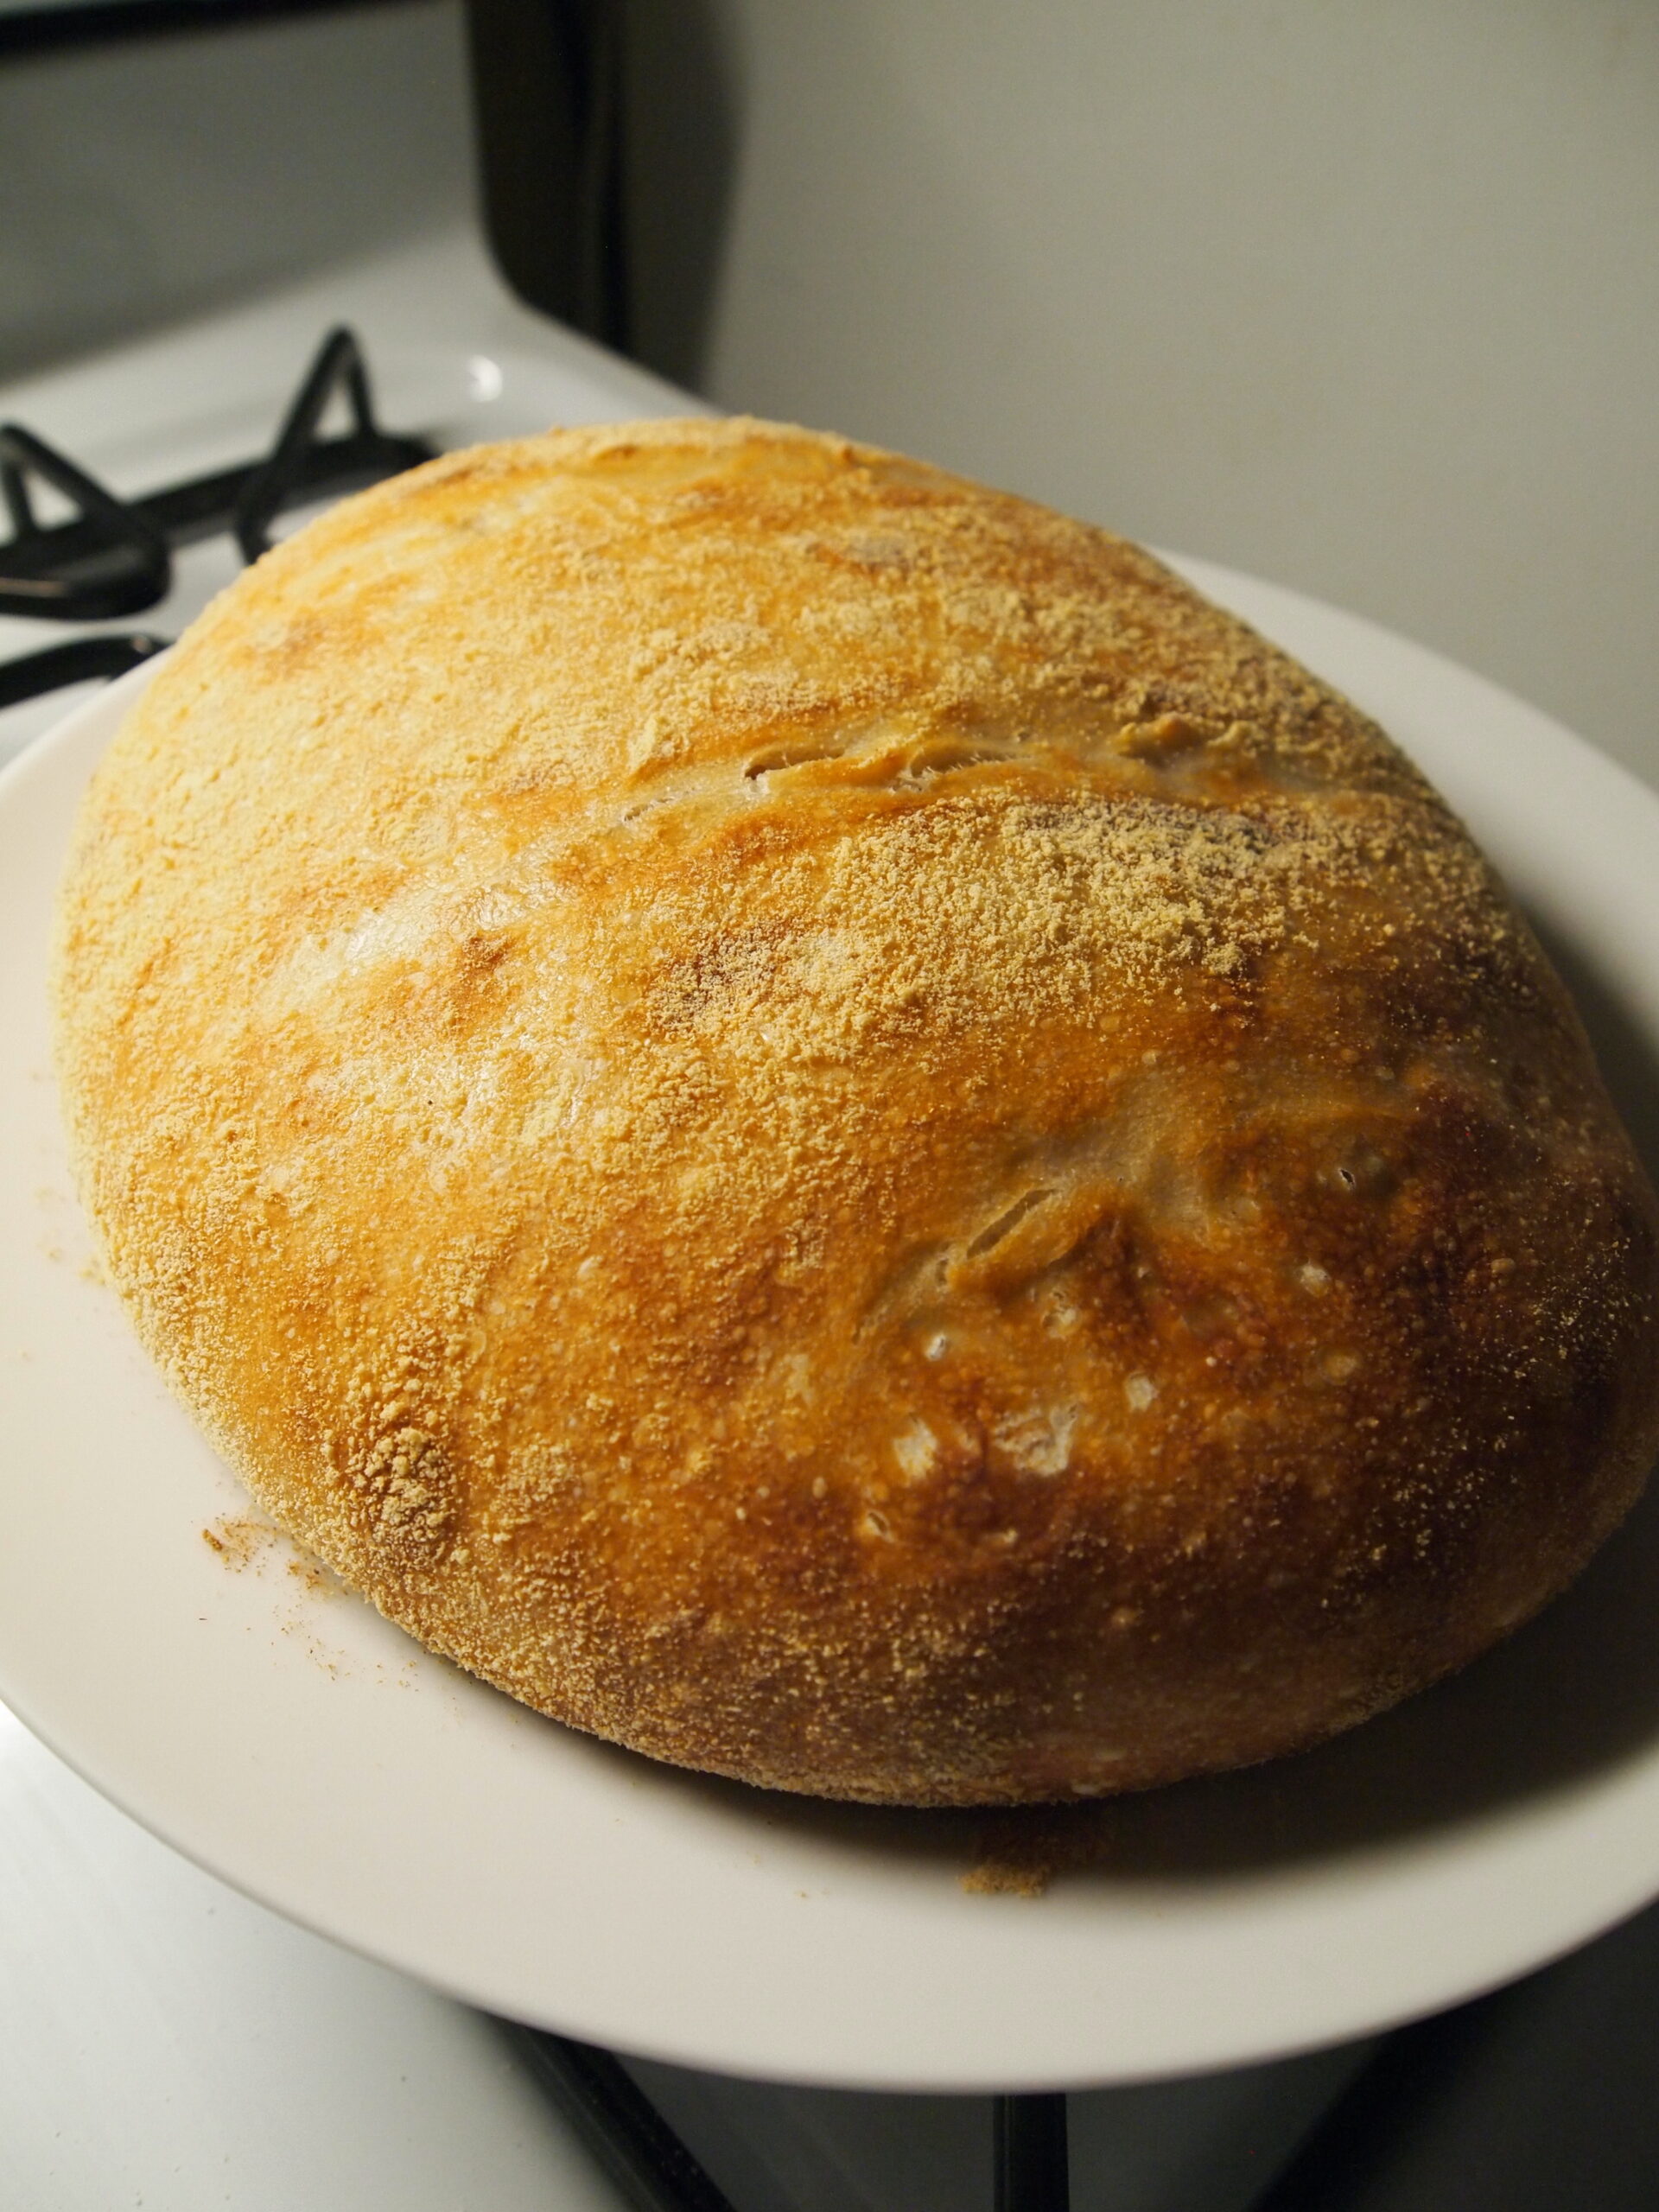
[[0, 325, 432, 710]]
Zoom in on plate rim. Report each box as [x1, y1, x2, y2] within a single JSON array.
[[7, 577, 1659, 2090]]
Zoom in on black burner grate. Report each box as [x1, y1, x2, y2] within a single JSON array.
[[0, 325, 432, 708]]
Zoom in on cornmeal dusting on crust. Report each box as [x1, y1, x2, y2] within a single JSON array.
[[54, 417, 1659, 1804]]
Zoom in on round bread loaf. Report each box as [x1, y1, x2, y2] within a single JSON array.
[[53, 416, 1659, 1804]]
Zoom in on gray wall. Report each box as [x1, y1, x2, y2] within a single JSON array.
[[681, 1, 1659, 779], [0, 0, 474, 381]]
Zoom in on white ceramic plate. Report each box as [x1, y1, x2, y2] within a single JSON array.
[[5, 562, 1659, 2094]]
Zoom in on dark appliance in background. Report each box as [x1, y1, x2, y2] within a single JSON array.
[[462, 0, 733, 391], [466, 0, 628, 353], [6, 3, 1659, 2207]]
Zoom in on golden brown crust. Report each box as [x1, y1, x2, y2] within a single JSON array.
[[52, 416, 1659, 1802]]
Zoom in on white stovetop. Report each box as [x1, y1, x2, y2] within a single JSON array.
[[0, 1700, 634, 2210]]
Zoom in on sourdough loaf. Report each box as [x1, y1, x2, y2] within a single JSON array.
[[53, 417, 1659, 1802]]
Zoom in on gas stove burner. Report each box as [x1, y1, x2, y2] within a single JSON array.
[[0, 325, 433, 708], [0, 423, 170, 623], [232, 325, 429, 563]]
